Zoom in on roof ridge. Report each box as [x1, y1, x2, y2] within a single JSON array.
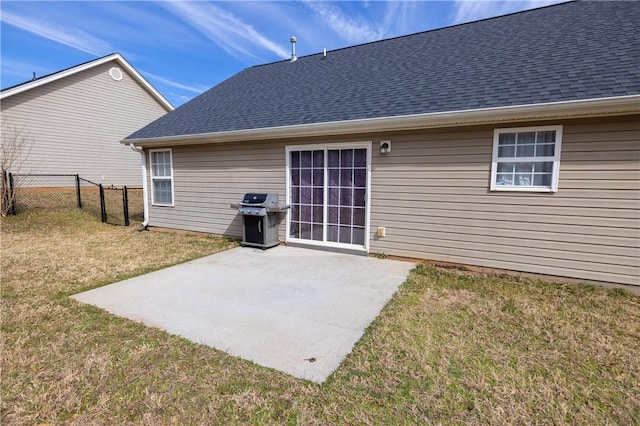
[[0, 53, 173, 111], [127, 0, 638, 142], [252, 0, 575, 68], [1, 52, 121, 92]]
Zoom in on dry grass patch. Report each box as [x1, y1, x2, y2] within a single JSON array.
[[335, 265, 640, 425], [2, 211, 639, 425]]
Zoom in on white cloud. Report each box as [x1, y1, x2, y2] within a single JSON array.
[[162, 1, 289, 62], [0, 58, 50, 82], [524, 0, 568, 9], [0, 10, 113, 56], [302, 1, 385, 44], [452, 0, 567, 24], [100, 2, 202, 49], [141, 70, 208, 95], [383, 1, 421, 34], [452, 1, 512, 24]]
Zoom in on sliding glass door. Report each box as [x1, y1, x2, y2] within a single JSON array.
[[287, 144, 370, 250]]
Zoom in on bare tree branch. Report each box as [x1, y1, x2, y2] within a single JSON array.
[[1, 121, 33, 216]]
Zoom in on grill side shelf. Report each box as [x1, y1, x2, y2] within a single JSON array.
[[231, 203, 290, 212], [267, 205, 290, 213]]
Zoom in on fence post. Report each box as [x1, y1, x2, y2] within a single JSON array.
[[1, 171, 8, 215], [99, 184, 107, 223], [8, 172, 16, 215], [75, 175, 82, 209], [122, 186, 130, 226]]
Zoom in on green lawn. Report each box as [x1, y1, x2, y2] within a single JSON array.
[[2, 211, 638, 425]]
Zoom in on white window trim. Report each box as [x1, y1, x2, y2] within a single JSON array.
[[490, 125, 563, 193], [285, 142, 372, 252], [149, 148, 174, 206]]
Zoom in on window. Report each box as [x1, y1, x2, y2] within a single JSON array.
[[490, 125, 563, 192], [149, 149, 173, 205]]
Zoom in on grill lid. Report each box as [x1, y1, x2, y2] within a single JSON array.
[[235, 192, 289, 213], [240, 193, 279, 207], [242, 193, 269, 204]]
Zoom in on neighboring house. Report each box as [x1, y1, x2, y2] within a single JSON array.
[[1, 53, 173, 186], [124, 1, 640, 287]]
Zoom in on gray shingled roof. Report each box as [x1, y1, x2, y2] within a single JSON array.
[[127, 1, 640, 141]]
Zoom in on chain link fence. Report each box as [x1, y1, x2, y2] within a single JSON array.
[[126, 187, 144, 223], [92, 182, 143, 226], [8, 174, 80, 214], [3, 173, 143, 226]]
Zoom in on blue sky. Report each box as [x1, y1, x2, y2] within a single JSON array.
[[1, 1, 564, 107]]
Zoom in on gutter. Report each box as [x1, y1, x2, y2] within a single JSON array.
[[121, 95, 640, 147], [129, 144, 149, 228]]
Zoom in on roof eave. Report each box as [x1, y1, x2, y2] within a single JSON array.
[[123, 94, 640, 147]]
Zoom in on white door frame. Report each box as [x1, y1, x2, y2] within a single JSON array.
[[285, 142, 372, 252]]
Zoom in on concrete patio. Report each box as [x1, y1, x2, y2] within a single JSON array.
[[72, 245, 414, 383]]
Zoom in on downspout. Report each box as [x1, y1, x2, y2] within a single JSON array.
[[130, 143, 149, 228]]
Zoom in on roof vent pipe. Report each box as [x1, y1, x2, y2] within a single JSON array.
[[290, 36, 297, 62]]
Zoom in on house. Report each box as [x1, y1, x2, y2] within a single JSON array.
[[123, 1, 640, 287], [1, 53, 173, 186]]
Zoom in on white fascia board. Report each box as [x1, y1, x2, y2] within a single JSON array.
[[1, 53, 174, 111], [112, 55, 174, 111], [122, 94, 640, 147]]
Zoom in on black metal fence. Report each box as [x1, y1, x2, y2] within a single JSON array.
[[2, 172, 143, 226]]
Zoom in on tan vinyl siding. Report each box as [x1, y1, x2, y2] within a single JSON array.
[[1, 60, 169, 186], [146, 115, 640, 286], [369, 116, 640, 286], [148, 142, 289, 237]]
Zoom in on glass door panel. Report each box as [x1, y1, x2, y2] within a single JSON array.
[[327, 148, 366, 246], [289, 149, 324, 241]]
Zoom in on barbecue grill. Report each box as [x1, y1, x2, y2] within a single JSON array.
[[237, 193, 289, 249]]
